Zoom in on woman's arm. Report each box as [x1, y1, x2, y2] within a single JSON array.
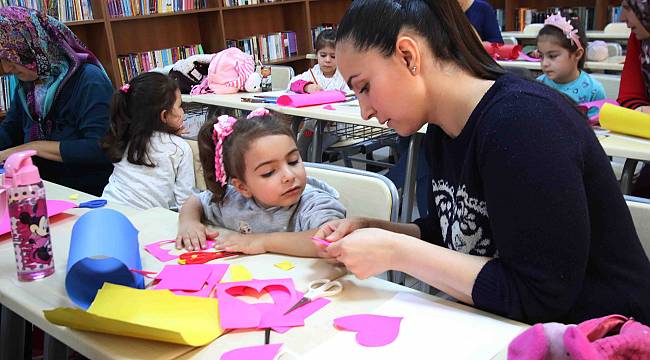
[[0, 140, 61, 162], [618, 33, 650, 109]]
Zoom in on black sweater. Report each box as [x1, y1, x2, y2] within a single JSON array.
[[414, 74, 650, 324]]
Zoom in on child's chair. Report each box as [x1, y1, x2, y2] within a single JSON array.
[[304, 162, 403, 283], [625, 195, 650, 259]]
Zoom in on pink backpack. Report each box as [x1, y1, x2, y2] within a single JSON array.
[[190, 47, 255, 95], [508, 315, 650, 360]]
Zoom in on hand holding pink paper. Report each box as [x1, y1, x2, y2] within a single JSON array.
[[220, 344, 283, 360], [334, 314, 402, 347]]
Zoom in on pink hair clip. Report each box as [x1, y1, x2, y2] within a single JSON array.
[[120, 83, 130, 93], [246, 107, 270, 119], [213, 114, 238, 186], [544, 13, 583, 51]]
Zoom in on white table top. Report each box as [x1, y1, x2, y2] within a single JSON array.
[[598, 132, 650, 162], [182, 92, 429, 134], [0, 182, 526, 359], [497, 57, 625, 72], [501, 30, 630, 40]]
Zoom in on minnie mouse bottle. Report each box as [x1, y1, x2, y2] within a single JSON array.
[[2, 150, 54, 281]]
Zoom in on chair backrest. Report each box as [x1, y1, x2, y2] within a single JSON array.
[[257, 65, 295, 90], [523, 23, 543, 35], [589, 73, 621, 99], [606, 42, 623, 57], [305, 162, 399, 222], [604, 22, 631, 36], [185, 139, 207, 191], [502, 36, 518, 45], [625, 195, 650, 258]]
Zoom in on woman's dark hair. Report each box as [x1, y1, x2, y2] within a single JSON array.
[[197, 109, 295, 203], [102, 72, 180, 166], [538, 17, 587, 69], [315, 28, 337, 52], [336, 0, 505, 80]]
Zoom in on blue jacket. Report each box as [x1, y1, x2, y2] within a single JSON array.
[[0, 63, 114, 196], [466, 0, 504, 43]]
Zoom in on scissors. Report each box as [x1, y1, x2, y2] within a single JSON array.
[[178, 250, 239, 264], [78, 199, 108, 208], [283, 277, 343, 315]]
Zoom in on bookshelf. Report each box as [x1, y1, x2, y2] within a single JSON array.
[[16, 0, 352, 87], [488, 0, 621, 31]]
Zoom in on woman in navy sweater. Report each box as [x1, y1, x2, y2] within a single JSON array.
[[316, 0, 650, 325], [0, 7, 113, 196]]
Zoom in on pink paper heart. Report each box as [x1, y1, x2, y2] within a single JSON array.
[[334, 314, 402, 347], [220, 343, 283, 360]]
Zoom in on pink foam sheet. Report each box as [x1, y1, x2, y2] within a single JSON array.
[[322, 104, 336, 110], [0, 200, 76, 235], [144, 239, 216, 262], [153, 264, 228, 297], [220, 344, 283, 360], [277, 90, 346, 108], [267, 288, 330, 334], [334, 314, 403, 347]]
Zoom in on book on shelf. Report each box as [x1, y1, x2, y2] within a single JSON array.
[[0, 76, 16, 115], [495, 9, 504, 31], [222, 0, 276, 7], [226, 31, 298, 64], [514, 7, 595, 31], [117, 44, 204, 83], [0, 0, 94, 22], [108, 0, 208, 18], [609, 6, 622, 23], [311, 24, 336, 50]]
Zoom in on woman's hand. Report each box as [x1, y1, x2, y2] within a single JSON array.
[[313, 217, 371, 259], [175, 220, 218, 251], [215, 233, 265, 255], [636, 106, 650, 114], [304, 84, 323, 93], [324, 228, 399, 279]]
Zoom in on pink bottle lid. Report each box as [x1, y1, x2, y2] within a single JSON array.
[[3, 150, 41, 187]]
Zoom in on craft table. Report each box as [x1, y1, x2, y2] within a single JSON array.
[[182, 92, 427, 222], [0, 182, 527, 360], [598, 132, 650, 194], [497, 57, 625, 72]]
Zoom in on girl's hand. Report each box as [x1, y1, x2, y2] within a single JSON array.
[[175, 221, 219, 251], [636, 106, 650, 114], [215, 233, 266, 255], [324, 228, 398, 280], [305, 84, 323, 93]]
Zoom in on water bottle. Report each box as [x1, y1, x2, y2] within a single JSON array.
[[1, 150, 54, 281]]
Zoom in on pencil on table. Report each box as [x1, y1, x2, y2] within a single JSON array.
[[309, 68, 320, 87]]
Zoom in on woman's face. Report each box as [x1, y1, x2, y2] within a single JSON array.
[[621, 3, 650, 40], [336, 40, 428, 136], [1, 59, 37, 81]]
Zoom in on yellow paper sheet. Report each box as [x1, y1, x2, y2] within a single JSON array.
[[274, 261, 295, 271], [226, 264, 253, 282], [44, 283, 223, 346], [600, 103, 650, 139]]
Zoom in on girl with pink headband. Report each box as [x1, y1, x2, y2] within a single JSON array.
[[175, 107, 346, 255], [536, 12, 606, 114]]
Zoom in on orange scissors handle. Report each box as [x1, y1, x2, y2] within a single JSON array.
[[178, 251, 239, 264]]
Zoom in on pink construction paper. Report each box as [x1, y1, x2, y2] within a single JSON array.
[[220, 344, 283, 360], [173, 264, 228, 297], [322, 104, 336, 110], [334, 314, 402, 347], [144, 239, 216, 262], [277, 90, 346, 108], [216, 278, 303, 329], [0, 200, 76, 235], [268, 289, 330, 333], [578, 99, 619, 126], [518, 52, 541, 62], [154, 264, 218, 291]]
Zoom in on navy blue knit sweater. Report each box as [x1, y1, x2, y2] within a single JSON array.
[[414, 74, 650, 324], [0, 64, 113, 196]]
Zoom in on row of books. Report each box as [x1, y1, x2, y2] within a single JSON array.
[[222, 0, 276, 7], [226, 31, 298, 63], [514, 7, 596, 31], [609, 6, 623, 23], [108, 0, 207, 17], [0, 0, 94, 22], [117, 44, 204, 83], [311, 24, 336, 50], [0, 77, 15, 115]]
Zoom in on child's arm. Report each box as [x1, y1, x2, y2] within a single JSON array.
[[215, 229, 320, 257], [289, 69, 321, 93], [176, 195, 219, 251], [172, 140, 196, 209]]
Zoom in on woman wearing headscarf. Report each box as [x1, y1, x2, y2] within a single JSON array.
[[618, 1, 650, 196], [0, 7, 113, 196]]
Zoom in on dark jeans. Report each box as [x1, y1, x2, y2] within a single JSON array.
[[385, 136, 430, 217]]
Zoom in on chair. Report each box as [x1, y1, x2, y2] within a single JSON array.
[[606, 42, 623, 57], [604, 22, 631, 36], [304, 162, 403, 282], [256, 65, 295, 90], [185, 139, 207, 191], [625, 195, 650, 258], [502, 36, 518, 45], [589, 73, 621, 100], [522, 23, 543, 35]]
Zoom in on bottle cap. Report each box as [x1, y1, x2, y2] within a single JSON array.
[[4, 150, 41, 187]]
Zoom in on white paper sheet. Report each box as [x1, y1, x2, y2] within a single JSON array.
[[304, 292, 525, 360]]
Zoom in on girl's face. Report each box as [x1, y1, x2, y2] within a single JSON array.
[[335, 40, 429, 137], [621, 3, 650, 40], [232, 134, 307, 208], [161, 89, 185, 135], [317, 46, 337, 76], [537, 37, 582, 84], [1, 59, 38, 81]]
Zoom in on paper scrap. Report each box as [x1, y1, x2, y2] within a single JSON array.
[[44, 283, 223, 346], [220, 343, 283, 360], [68, 194, 79, 200], [322, 104, 336, 110], [154, 264, 228, 297], [227, 264, 253, 282], [274, 261, 294, 271], [334, 314, 402, 347]]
